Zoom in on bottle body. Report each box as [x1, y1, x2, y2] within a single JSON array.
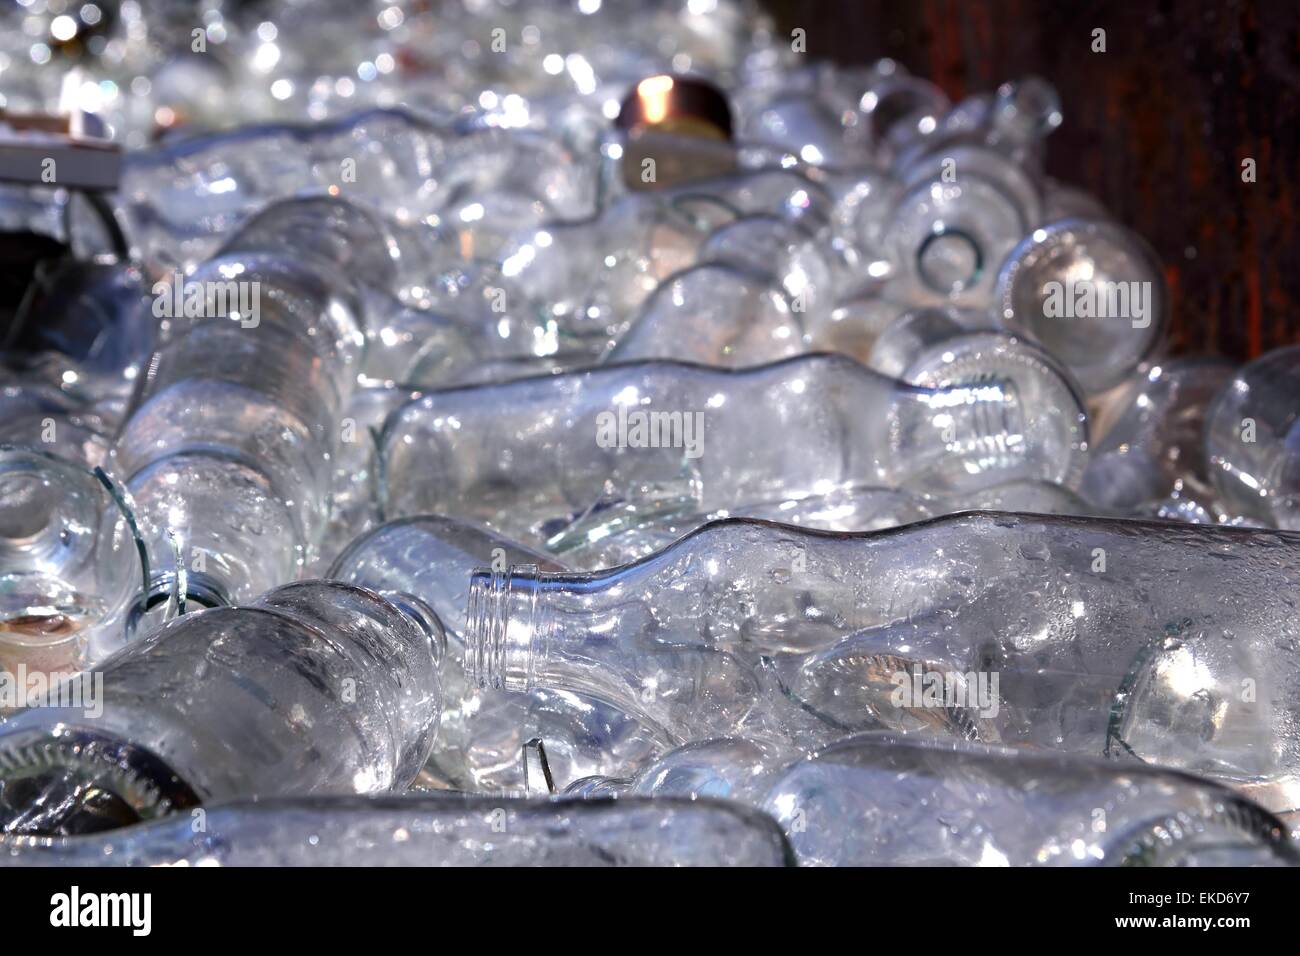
[[0, 447, 145, 674], [467, 513, 1300, 806], [607, 260, 805, 368], [329, 516, 665, 791], [995, 218, 1167, 395], [119, 109, 594, 277], [1206, 344, 1300, 531], [382, 347, 1087, 548], [549, 477, 1098, 570], [0, 794, 794, 867], [560, 729, 1297, 866], [113, 201, 370, 624], [763, 733, 1296, 866], [0, 581, 442, 835], [1081, 357, 1236, 518]]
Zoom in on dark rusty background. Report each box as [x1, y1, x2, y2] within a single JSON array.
[[766, 0, 1299, 361]]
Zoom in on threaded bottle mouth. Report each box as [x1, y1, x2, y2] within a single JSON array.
[[905, 332, 1089, 490], [465, 565, 542, 692], [948, 371, 1023, 470]]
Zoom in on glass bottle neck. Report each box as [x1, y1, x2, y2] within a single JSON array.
[[465, 564, 748, 740], [466, 565, 560, 694]]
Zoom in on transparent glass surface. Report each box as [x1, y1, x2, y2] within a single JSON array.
[[867, 305, 994, 378], [7, 259, 155, 393], [1082, 358, 1237, 514], [466, 512, 1300, 809], [802, 285, 906, 366], [312, 385, 424, 576], [494, 167, 828, 355], [624, 735, 797, 805], [698, 213, 835, 321], [824, 168, 902, 268], [113, 200, 370, 618], [382, 344, 1088, 549], [853, 61, 952, 159], [0, 447, 145, 677], [0, 795, 793, 867], [5, 0, 1281, 870], [0, 582, 442, 836], [357, 296, 477, 389], [607, 261, 804, 366], [118, 109, 432, 271], [996, 218, 1167, 394], [1205, 345, 1300, 531], [0, 385, 113, 469], [883, 172, 1027, 308], [943, 478, 1102, 517], [762, 733, 1296, 866], [552, 477, 1102, 569], [895, 144, 1043, 228], [492, 188, 730, 351], [553, 484, 932, 568], [329, 516, 663, 792]]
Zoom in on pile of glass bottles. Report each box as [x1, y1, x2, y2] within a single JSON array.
[[0, 0, 1297, 867]]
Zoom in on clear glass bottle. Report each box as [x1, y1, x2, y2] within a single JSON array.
[[0, 581, 442, 836], [512, 729, 1297, 865], [119, 108, 592, 272], [0, 446, 146, 676], [4, 257, 155, 403], [567, 735, 798, 806], [801, 282, 906, 366], [0, 383, 114, 469], [762, 732, 1296, 866], [467, 512, 1300, 810], [996, 218, 1167, 394], [735, 61, 876, 169], [551, 477, 1104, 569], [942, 477, 1102, 516], [329, 515, 664, 792], [890, 77, 1062, 183], [606, 260, 806, 367], [598, 201, 841, 367], [492, 188, 735, 356], [1081, 357, 1237, 517], [698, 211, 837, 315], [381, 342, 1088, 549], [549, 483, 931, 568], [865, 304, 994, 378], [493, 167, 828, 356], [311, 384, 425, 577], [119, 108, 445, 273], [1205, 344, 1300, 531], [845, 59, 952, 160], [894, 143, 1044, 231], [0, 794, 793, 867], [880, 170, 1028, 309], [111, 197, 373, 627]]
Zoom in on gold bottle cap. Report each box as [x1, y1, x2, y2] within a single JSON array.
[[615, 76, 737, 192], [616, 74, 733, 140]]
